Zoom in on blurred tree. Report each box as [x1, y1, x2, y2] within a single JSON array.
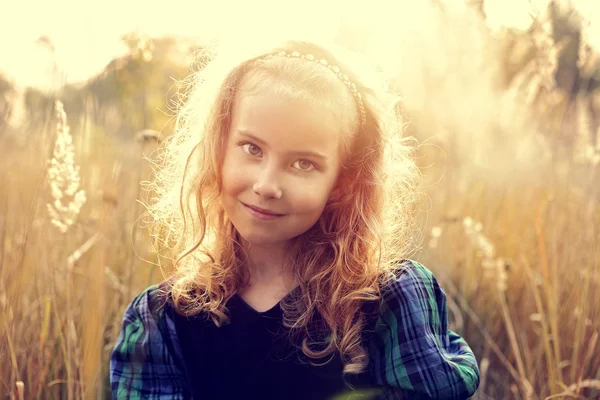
[[21, 34, 200, 142], [496, 28, 538, 89], [23, 87, 55, 131], [464, 0, 599, 160], [550, 0, 582, 96], [0, 73, 16, 130], [549, 0, 599, 96], [35, 35, 56, 53], [79, 34, 195, 139], [546, 1, 600, 155]]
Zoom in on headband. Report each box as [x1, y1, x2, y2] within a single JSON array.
[[261, 50, 367, 126]]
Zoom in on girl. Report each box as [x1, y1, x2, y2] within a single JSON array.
[[110, 37, 480, 399]]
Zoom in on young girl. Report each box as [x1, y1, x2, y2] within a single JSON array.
[[110, 36, 480, 399]]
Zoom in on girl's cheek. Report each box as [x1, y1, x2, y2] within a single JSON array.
[[232, 162, 257, 186]]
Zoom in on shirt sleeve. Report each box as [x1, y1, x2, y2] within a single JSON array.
[[368, 260, 480, 400], [110, 285, 190, 399]]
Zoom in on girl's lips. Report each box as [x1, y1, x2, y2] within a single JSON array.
[[242, 203, 285, 220]]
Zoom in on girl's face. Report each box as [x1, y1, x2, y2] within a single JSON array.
[[220, 84, 345, 249]]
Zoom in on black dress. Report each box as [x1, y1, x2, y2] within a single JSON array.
[[166, 288, 380, 400]]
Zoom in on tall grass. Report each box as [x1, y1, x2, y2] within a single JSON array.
[[0, 104, 166, 399], [418, 166, 600, 398], [387, 3, 600, 398], [1, 3, 599, 399]]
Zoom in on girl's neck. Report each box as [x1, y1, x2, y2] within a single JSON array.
[[242, 240, 295, 285]]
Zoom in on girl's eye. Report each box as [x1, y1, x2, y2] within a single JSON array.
[[239, 142, 316, 172], [293, 159, 316, 172], [241, 143, 262, 157]]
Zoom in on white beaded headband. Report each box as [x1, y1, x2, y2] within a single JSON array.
[[261, 50, 367, 126]]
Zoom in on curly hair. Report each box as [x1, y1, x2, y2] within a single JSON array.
[[144, 36, 422, 379]]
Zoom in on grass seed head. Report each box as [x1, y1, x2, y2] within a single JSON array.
[[46, 100, 87, 233]]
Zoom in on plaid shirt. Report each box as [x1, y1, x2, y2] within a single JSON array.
[[110, 260, 480, 399]]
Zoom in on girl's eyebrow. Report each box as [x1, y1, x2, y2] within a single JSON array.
[[236, 130, 329, 161]]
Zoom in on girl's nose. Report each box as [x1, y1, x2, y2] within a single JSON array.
[[252, 167, 283, 199]]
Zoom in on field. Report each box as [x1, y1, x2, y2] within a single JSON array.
[[1, 2, 599, 399]]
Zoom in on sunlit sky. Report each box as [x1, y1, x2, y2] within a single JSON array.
[[1, 0, 598, 90]]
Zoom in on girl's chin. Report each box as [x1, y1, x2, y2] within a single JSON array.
[[235, 229, 290, 246]]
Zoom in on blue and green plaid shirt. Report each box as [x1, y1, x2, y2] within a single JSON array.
[[110, 260, 480, 399]]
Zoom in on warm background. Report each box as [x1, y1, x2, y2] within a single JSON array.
[[1, 0, 599, 399]]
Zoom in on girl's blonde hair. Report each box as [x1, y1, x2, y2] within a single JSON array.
[[145, 36, 421, 377]]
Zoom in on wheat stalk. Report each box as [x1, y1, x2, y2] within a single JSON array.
[[46, 100, 86, 233], [45, 100, 88, 400]]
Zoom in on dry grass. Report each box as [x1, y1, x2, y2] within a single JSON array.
[[0, 109, 167, 399], [1, 3, 599, 399], [398, 4, 600, 398], [417, 166, 600, 398]]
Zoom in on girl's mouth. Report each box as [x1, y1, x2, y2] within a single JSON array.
[[242, 203, 285, 220]]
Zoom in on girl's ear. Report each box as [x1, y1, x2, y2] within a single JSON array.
[[329, 172, 349, 203], [328, 185, 342, 202]]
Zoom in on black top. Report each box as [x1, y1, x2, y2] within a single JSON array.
[[166, 289, 380, 400]]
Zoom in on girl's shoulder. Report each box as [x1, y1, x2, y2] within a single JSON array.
[[116, 278, 181, 362], [118, 277, 183, 361], [125, 278, 174, 325], [380, 258, 444, 298], [377, 258, 450, 330], [111, 279, 189, 398], [360, 259, 446, 346]]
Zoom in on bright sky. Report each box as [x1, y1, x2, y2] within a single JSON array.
[[0, 0, 598, 90]]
